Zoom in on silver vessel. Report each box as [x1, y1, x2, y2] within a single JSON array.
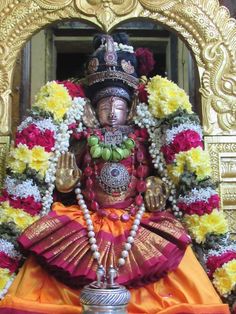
[[80, 266, 130, 314]]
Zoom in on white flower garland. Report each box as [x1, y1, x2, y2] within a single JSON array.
[[17, 117, 57, 133], [5, 177, 41, 202], [17, 117, 33, 132], [0, 239, 21, 259], [41, 97, 85, 216], [177, 187, 217, 205], [164, 123, 203, 145], [34, 118, 58, 133], [206, 244, 236, 259]]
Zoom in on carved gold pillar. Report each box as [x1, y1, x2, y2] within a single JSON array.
[[205, 136, 236, 238]]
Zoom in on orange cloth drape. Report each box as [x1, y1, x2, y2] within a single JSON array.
[[0, 246, 230, 314]]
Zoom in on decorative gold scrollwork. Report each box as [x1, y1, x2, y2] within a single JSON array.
[[139, 0, 181, 12], [75, 0, 137, 30], [33, 0, 73, 10]]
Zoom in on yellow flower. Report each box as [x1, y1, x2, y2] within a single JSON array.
[[213, 260, 236, 296], [29, 146, 51, 176], [31, 146, 50, 162], [183, 209, 228, 243], [183, 214, 208, 243], [147, 75, 192, 118], [8, 158, 26, 174], [33, 81, 72, 121], [201, 209, 228, 235], [169, 148, 212, 183], [12, 144, 32, 163], [0, 201, 39, 230], [53, 107, 67, 121], [224, 260, 236, 280], [29, 159, 50, 177], [0, 268, 11, 290]]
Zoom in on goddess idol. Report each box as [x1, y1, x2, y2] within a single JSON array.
[[0, 33, 231, 313]]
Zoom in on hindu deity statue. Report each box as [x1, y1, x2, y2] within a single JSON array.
[[0, 33, 231, 313]]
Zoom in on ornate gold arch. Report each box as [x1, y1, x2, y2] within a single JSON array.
[[0, 0, 236, 233]]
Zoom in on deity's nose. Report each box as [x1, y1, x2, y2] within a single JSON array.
[[109, 102, 116, 118]]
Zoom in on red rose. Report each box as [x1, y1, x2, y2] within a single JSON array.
[[0, 252, 19, 273], [172, 130, 203, 153], [9, 197, 22, 209], [161, 145, 175, 164], [135, 48, 155, 76], [15, 133, 27, 146], [20, 196, 42, 215], [58, 81, 85, 98], [37, 130, 55, 152], [26, 132, 38, 148], [137, 83, 148, 103]]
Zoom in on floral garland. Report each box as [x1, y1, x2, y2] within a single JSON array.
[[0, 75, 235, 309], [134, 75, 235, 305], [0, 80, 86, 299]]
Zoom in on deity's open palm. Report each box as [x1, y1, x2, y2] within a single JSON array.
[[56, 152, 81, 193]]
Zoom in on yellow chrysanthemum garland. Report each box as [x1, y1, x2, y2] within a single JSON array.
[[8, 144, 52, 177], [213, 260, 236, 296], [167, 147, 212, 184], [183, 209, 228, 244], [0, 201, 38, 231], [33, 81, 72, 121], [146, 75, 192, 118]]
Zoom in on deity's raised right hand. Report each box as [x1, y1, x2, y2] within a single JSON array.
[[56, 152, 81, 193]]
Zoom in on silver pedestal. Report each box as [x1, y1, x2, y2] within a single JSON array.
[[80, 285, 130, 314]]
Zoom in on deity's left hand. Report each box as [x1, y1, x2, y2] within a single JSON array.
[[144, 176, 169, 212]]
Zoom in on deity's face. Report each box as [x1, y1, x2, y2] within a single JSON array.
[[96, 96, 128, 127]]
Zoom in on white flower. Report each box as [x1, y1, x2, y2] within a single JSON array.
[[178, 187, 217, 205], [164, 123, 203, 145], [0, 239, 21, 259], [5, 177, 41, 202]]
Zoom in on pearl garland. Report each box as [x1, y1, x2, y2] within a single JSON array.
[[75, 183, 145, 269]]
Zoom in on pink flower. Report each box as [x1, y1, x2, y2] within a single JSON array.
[[208, 194, 220, 209], [0, 252, 19, 273]]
